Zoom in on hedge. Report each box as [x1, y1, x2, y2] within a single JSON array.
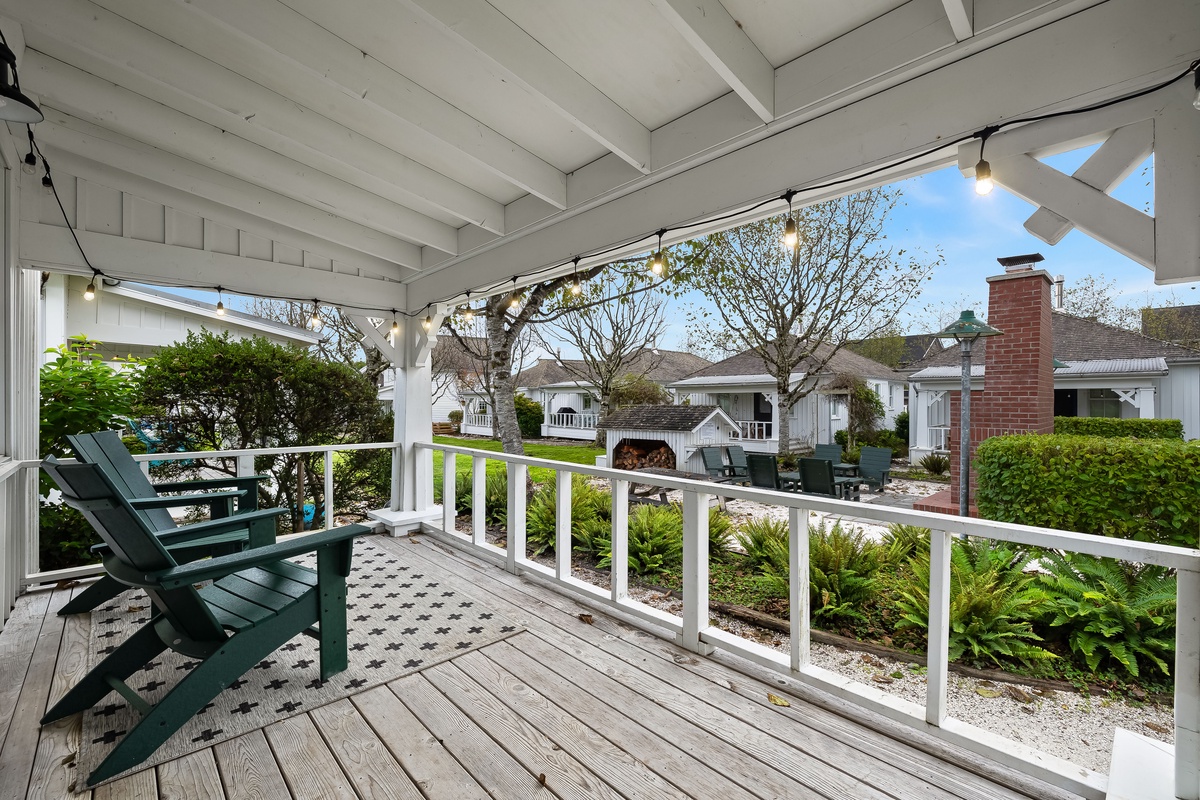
[[975, 434, 1200, 548], [1053, 416, 1183, 440]]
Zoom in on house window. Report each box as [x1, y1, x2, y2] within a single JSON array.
[[582, 395, 593, 410], [928, 393, 949, 428], [1089, 388, 1122, 418], [830, 397, 843, 419]]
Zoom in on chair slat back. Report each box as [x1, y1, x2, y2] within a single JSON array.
[[746, 453, 779, 490], [41, 457, 225, 642], [699, 447, 726, 478], [726, 446, 749, 476], [814, 444, 843, 464], [858, 446, 893, 483], [68, 430, 175, 530], [799, 458, 837, 496]]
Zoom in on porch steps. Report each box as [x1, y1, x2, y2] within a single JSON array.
[[1106, 728, 1174, 800]]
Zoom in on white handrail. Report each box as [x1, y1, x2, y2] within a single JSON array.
[[736, 419, 773, 440], [415, 439, 1200, 799]]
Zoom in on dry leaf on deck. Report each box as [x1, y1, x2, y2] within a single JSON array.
[[767, 693, 791, 707], [577, 613, 594, 624], [975, 687, 1003, 698]]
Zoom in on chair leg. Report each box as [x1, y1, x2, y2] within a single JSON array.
[[41, 621, 168, 723], [57, 576, 129, 616], [85, 602, 314, 787], [316, 545, 349, 680]]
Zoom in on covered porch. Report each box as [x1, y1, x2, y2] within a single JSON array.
[[2, 1, 1200, 798]]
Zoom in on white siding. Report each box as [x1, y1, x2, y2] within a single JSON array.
[[1159, 365, 1200, 440]]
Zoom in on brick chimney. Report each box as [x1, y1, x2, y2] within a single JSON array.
[[946, 262, 1055, 513]]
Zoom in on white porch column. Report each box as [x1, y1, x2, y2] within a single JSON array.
[[763, 390, 779, 445], [1138, 386, 1156, 419], [542, 389, 551, 435]]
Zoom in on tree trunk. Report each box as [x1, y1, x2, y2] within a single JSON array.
[[776, 382, 793, 454], [294, 456, 306, 532], [593, 392, 612, 447], [487, 309, 525, 455]]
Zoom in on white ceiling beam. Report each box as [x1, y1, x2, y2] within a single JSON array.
[[34, 112, 423, 270], [20, 221, 405, 311], [649, 0, 775, 123], [35, 144, 410, 280], [408, 0, 1198, 308], [1023, 119, 1153, 245], [347, 314, 402, 365], [7, 0, 505, 233], [399, 0, 653, 174], [990, 153, 1155, 268], [941, 0, 974, 41], [22, 52, 459, 255], [97, 0, 566, 210], [1151, 84, 1200, 285]]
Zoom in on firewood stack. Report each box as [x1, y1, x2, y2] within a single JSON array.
[[612, 440, 675, 470]]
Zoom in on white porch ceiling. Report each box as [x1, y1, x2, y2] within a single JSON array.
[[4, 0, 1198, 315]]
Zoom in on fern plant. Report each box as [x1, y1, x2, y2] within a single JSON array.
[[524, 475, 609, 557], [734, 517, 789, 571], [758, 520, 883, 624], [880, 524, 930, 566], [918, 453, 950, 475], [896, 538, 1055, 667], [585, 503, 685, 576], [1038, 552, 1176, 679], [708, 507, 734, 560]]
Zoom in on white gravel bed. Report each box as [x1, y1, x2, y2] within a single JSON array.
[[625, 585, 1173, 775]]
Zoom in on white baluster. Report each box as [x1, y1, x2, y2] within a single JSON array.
[[472, 456, 487, 546], [610, 479, 629, 601], [925, 529, 952, 726], [442, 450, 456, 533], [555, 470, 572, 580], [679, 490, 714, 655], [789, 506, 810, 671], [506, 461, 527, 574], [1176, 567, 1200, 800]]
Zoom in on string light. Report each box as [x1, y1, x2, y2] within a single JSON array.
[[390, 310, 400, 336], [570, 256, 582, 296], [1193, 69, 1200, 111], [215, 286, 226, 316], [21, 130, 35, 175], [309, 300, 323, 331], [974, 126, 998, 196], [422, 315, 433, 332], [83, 272, 97, 301], [650, 229, 666, 276], [462, 305, 475, 323], [508, 276, 521, 310], [41, 171, 53, 195], [781, 190, 799, 249]]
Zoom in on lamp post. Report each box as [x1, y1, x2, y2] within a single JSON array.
[[934, 311, 1003, 517]]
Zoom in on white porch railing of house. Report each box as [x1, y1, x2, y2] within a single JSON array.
[[416, 440, 1200, 800], [547, 412, 597, 429], [464, 413, 493, 430], [737, 419, 773, 440], [930, 426, 951, 451]]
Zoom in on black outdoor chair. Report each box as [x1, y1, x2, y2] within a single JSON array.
[[799, 457, 861, 501], [746, 453, 798, 492], [858, 446, 893, 492], [725, 446, 750, 483]]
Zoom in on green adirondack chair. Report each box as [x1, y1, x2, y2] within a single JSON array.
[[56, 430, 275, 616], [746, 453, 798, 492], [725, 446, 750, 483], [858, 446, 893, 492], [799, 457, 861, 501], [814, 443, 843, 463], [699, 446, 731, 481], [40, 455, 366, 787]]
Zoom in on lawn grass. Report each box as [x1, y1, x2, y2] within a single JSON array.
[[431, 435, 603, 484]]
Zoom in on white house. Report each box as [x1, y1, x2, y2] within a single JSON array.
[[907, 310, 1200, 463], [41, 273, 319, 362], [669, 342, 906, 453], [376, 335, 484, 424]]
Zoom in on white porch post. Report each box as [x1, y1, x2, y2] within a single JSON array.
[[542, 389, 551, 436], [764, 391, 779, 445], [1138, 386, 1156, 419]]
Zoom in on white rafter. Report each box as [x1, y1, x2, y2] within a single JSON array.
[[399, 0, 652, 174], [649, 0, 775, 123], [941, 0, 974, 41]]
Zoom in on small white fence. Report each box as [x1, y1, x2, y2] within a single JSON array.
[[547, 412, 597, 430], [463, 413, 493, 431], [929, 426, 951, 452], [737, 419, 773, 440], [416, 440, 1200, 800]]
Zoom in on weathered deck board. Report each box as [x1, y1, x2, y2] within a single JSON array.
[[308, 697, 424, 800], [0, 535, 1082, 800], [211, 730, 289, 800]]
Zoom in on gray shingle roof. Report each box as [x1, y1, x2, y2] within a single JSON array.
[[597, 404, 726, 431], [673, 339, 906, 383], [517, 349, 711, 389], [907, 311, 1200, 371]]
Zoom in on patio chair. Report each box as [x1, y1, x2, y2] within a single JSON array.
[[746, 453, 798, 492], [40, 455, 366, 787], [858, 446, 893, 492], [56, 430, 275, 616], [814, 443, 843, 463], [699, 446, 732, 482], [799, 458, 861, 501], [725, 445, 750, 483]]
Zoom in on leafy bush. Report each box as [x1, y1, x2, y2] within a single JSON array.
[[589, 504, 684, 576], [976, 434, 1200, 548], [893, 410, 909, 442], [896, 538, 1054, 667], [514, 394, 544, 439], [843, 446, 861, 465], [433, 471, 475, 516], [525, 475, 609, 556], [735, 517, 790, 571], [880, 524, 930, 566], [448, 409, 463, 431], [610, 374, 671, 407], [708, 508, 734, 560], [918, 452, 950, 476], [484, 471, 509, 526], [834, 429, 848, 448], [1053, 417, 1183, 440], [1037, 552, 1175, 680], [757, 520, 883, 625]]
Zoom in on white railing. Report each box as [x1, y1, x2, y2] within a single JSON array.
[[464, 413, 493, 430], [737, 419, 773, 440], [929, 426, 951, 451], [547, 412, 598, 429], [17, 441, 401, 592], [1, 457, 39, 625], [416, 440, 1200, 800]]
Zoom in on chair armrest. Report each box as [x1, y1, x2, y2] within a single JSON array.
[[152, 475, 268, 492], [128, 489, 245, 510], [153, 524, 370, 589], [152, 507, 288, 546]]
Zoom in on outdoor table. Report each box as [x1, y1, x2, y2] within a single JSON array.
[[832, 462, 859, 477], [777, 471, 802, 492]]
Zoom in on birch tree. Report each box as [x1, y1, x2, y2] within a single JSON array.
[[683, 188, 938, 452]]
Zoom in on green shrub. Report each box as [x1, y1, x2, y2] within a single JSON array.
[[433, 471, 475, 516], [893, 410, 909, 442], [590, 504, 684, 576], [1053, 417, 1183, 440], [735, 517, 790, 571], [708, 508, 734, 560], [843, 446, 861, 465], [448, 409, 463, 430], [1037, 552, 1175, 680], [514, 394, 544, 439], [896, 538, 1054, 667], [525, 475, 609, 556], [484, 471, 509, 525], [918, 452, 950, 476], [880, 524, 930, 566], [758, 520, 883, 625], [834, 429, 848, 448], [975, 434, 1200, 548]]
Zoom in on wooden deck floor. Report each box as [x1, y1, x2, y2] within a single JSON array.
[[0, 533, 1082, 800]]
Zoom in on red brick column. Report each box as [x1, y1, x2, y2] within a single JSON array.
[[946, 270, 1055, 513]]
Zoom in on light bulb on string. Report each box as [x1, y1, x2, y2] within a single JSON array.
[[463, 306, 475, 323], [309, 300, 323, 331], [41, 172, 53, 195], [422, 315, 433, 332], [508, 277, 521, 310], [781, 190, 799, 249], [650, 229, 666, 276], [21, 130, 35, 175], [1193, 69, 1200, 111], [215, 286, 226, 316], [570, 256, 582, 296], [390, 310, 399, 337], [83, 274, 96, 301], [974, 159, 994, 195]]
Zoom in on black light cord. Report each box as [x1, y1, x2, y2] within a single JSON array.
[[16, 54, 1200, 320]]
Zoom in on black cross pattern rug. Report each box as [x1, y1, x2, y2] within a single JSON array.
[[76, 537, 522, 787]]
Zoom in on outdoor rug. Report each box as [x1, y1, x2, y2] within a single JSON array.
[[75, 537, 522, 787]]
